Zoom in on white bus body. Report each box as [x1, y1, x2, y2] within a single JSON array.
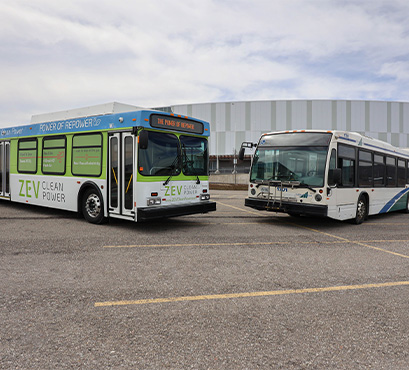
[[241, 130, 409, 224]]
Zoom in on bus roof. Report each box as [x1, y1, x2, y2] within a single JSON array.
[[261, 130, 409, 159], [30, 102, 143, 124], [1, 103, 210, 139]]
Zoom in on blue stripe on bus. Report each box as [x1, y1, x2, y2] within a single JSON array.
[[379, 188, 409, 214], [0, 110, 210, 139], [364, 142, 409, 159], [338, 136, 357, 143]]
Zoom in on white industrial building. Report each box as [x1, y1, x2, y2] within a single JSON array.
[[157, 100, 409, 173]]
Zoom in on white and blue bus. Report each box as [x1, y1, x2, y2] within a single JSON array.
[[0, 103, 216, 223], [239, 130, 409, 224]]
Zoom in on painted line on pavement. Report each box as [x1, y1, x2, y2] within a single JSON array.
[[95, 281, 409, 307], [104, 239, 409, 249], [290, 222, 409, 259], [219, 200, 409, 259]]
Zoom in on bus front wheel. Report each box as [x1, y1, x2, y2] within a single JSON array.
[[82, 188, 106, 224], [353, 196, 367, 225]]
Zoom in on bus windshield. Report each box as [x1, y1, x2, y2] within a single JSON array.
[[139, 131, 181, 176], [138, 131, 208, 177], [181, 135, 208, 176], [250, 133, 332, 187]]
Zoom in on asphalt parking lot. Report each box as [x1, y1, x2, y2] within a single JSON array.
[[1, 189, 409, 369]]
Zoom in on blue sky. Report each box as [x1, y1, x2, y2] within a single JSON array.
[[1, 0, 409, 127]]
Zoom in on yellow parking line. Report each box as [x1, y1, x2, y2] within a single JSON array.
[[220, 202, 409, 259], [291, 223, 409, 259], [104, 239, 409, 249], [95, 281, 409, 307], [216, 201, 269, 216], [104, 240, 320, 248]]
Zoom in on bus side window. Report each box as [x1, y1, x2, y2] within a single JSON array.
[[337, 144, 355, 187], [339, 159, 355, 187], [386, 156, 397, 187], [328, 149, 341, 186], [373, 154, 385, 187], [407, 161, 409, 184], [397, 159, 406, 187], [358, 150, 373, 187]]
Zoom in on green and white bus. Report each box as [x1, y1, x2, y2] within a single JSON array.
[[239, 130, 409, 224], [0, 103, 216, 223]]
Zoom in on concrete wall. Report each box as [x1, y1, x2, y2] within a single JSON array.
[[170, 100, 409, 156], [209, 173, 249, 185]]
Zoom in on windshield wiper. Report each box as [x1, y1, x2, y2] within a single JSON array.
[[297, 183, 317, 193], [163, 155, 180, 186]]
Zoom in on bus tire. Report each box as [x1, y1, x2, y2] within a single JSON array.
[[82, 187, 106, 224], [353, 195, 367, 225]]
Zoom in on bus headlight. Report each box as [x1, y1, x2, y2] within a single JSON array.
[[200, 194, 210, 201], [147, 198, 161, 206], [315, 194, 322, 202]]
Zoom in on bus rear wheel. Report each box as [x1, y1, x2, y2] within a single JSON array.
[[82, 188, 106, 224], [353, 196, 367, 224]]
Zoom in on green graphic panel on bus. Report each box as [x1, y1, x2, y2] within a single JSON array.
[[73, 135, 102, 147], [72, 147, 102, 175], [43, 148, 65, 173], [18, 149, 37, 172], [44, 138, 65, 148]]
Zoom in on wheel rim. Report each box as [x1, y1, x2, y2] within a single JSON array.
[[357, 199, 366, 220], [85, 193, 101, 218]]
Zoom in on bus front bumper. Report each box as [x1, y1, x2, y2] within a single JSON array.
[[137, 201, 216, 221], [245, 198, 328, 217]]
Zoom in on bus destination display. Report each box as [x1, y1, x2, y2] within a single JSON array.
[[150, 114, 204, 134]]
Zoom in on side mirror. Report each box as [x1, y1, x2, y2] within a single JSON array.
[[328, 168, 341, 186], [238, 147, 245, 161], [238, 141, 256, 160], [139, 130, 148, 149]]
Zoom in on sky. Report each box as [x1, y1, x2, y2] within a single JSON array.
[[1, 0, 409, 127]]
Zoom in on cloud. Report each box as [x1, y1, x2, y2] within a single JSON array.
[[1, 0, 409, 126]]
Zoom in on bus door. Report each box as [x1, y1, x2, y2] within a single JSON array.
[[108, 133, 135, 218], [0, 141, 10, 199]]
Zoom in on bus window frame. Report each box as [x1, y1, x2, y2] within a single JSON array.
[[397, 159, 406, 187], [385, 156, 397, 187], [337, 143, 356, 188], [71, 132, 103, 177], [17, 138, 38, 174], [41, 135, 67, 175], [373, 153, 386, 187], [358, 149, 373, 187]]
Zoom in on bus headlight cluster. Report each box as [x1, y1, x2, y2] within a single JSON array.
[[147, 198, 161, 206], [200, 194, 210, 201], [315, 194, 322, 202]]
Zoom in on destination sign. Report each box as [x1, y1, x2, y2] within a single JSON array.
[[150, 114, 204, 134]]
